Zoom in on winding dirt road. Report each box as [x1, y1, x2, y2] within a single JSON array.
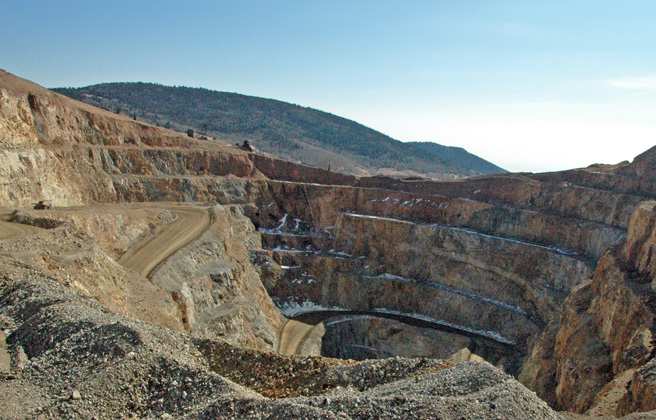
[[118, 206, 211, 278], [0, 206, 209, 372], [277, 319, 317, 356], [293, 309, 515, 349], [285, 309, 515, 362], [0, 212, 42, 242]]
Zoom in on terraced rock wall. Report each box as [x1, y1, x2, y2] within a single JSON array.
[[520, 201, 656, 414], [247, 179, 615, 376]]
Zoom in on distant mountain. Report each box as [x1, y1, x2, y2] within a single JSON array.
[[54, 83, 504, 179], [408, 142, 506, 175]]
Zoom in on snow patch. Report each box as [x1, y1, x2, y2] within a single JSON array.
[[366, 273, 528, 316], [345, 344, 382, 353], [272, 246, 310, 253], [327, 249, 355, 259], [343, 212, 578, 256], [324, 316, 376, 326], [429, 223, 578, 256], [275, 298, 347, 317], [290, 272, 317, 285]]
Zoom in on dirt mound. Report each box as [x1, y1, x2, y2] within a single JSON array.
[[0, 274, 566, 419]]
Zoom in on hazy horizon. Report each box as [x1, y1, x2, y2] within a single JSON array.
[[3, 1, 655, 172]]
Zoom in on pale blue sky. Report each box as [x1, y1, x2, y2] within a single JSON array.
[[2, 1, 655, 172]]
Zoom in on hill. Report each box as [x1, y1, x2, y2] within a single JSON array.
[[408, 141, 506, 174], [53, 83, 503, 179]]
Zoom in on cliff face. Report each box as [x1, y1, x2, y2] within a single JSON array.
[[2, 68, 656, 417], [149, 204, 284, 349], [520, 201, 656, 414], [0, 69, 263, 208], [614, 202, 656, 415], [0, 70, 283, 351]]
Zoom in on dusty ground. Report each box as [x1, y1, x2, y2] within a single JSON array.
[[277, 319, 316, 355], [0, 211, 42, 241], [117, 205, 211, 277]]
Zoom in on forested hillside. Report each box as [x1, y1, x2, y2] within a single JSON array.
[[55, 83, 504, 178], [409, 142, 505, 174]]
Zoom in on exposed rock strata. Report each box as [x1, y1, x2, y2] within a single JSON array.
[[150, 204, 283, 348], [521, 201, 656, 414], [2, 68, 656, 417]]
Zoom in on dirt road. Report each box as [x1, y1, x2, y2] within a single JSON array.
[[0, 330, 9, 374], [118, 206, 211, 278], [0, 212, 42, 242], [277, 319, 317, 356]]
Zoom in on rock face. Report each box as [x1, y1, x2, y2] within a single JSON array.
[[2, 68, 656, 418], [149, 204, 284, 348], [0, 204, 283, 351], [250, 179, 602, 378], [519, 201, 656, 414]]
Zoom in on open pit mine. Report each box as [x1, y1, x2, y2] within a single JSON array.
[[1, 68, 656, 419]]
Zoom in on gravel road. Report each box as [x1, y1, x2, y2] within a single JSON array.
[[118, 206, 210, 277], [278, 319, 316, 355]]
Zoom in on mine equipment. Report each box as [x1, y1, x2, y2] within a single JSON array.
[[33, 200, 52, 210]]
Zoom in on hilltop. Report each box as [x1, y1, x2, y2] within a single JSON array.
[[53, 83, 505, 179]]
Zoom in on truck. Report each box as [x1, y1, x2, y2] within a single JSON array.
[[33, 200, 52, 210]]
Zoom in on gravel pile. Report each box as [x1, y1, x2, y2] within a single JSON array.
[[199, 339, 452, 398], [0, 273, 568, 419]]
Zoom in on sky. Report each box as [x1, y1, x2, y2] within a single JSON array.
[[2, 0, 656, 172]]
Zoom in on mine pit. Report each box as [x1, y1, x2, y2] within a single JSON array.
[[3, 71, 656, 417], [248, 181, 590, 375]]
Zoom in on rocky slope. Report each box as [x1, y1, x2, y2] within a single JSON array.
[[1, 68, 656, 418], [1, 272, 566, 419], [520, 200, 656, 416]]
